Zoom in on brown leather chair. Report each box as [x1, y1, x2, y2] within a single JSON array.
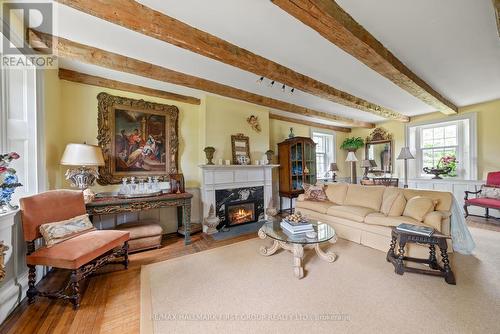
[[20, 190, 130, 309]]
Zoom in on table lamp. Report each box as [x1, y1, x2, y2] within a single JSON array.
[[397, 147, 415, 188], [345, 151, 358, 184], [329, 163, 339, 182], [360, 160, 372, 180], [61, 143, 105, 200]]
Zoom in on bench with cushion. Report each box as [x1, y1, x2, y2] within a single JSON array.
[[116, 220, 163, 252], [20, 190, 130, 309]]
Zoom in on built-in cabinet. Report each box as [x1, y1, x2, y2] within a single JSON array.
[[278, 137, 317, 205]]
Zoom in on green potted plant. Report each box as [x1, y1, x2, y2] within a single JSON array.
[[340, 137, 365, 152]]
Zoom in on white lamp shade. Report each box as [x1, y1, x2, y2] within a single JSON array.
[[397, 147, 415, 160], [60, 143, 105, 166], [345, 151, 358, 162]]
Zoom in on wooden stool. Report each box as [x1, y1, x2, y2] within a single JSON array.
[[387, 227, 456, 285], [116, 220, 163, 253]]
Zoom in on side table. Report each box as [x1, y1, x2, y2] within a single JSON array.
[[387, 228, 456, 285]]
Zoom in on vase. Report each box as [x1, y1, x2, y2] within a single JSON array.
[[0, 172, 22, 210], [203, 147, 216, 165]]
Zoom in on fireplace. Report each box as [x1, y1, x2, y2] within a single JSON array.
[[215, 186, 264, 230], [226, 200, 256, 225]]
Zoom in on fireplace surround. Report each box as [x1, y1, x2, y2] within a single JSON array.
[[215, 186, 264, 229]]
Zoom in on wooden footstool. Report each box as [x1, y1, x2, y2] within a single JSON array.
[[387, 227, 456, 284], [116, 220, 163, 253]]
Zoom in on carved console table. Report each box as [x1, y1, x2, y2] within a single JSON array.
[[86, 193, 193, 245]]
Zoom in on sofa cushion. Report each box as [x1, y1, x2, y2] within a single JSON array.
[[364, 213, 421, 227], [39, 213, 95, 247], [26, 230, 130, 269], [302, 183, 328, 201], [344, 184, 385, 211], [324, 183, 348, 205], [327, 205, 376, 223], [402, 189, 452, 211], [117, 220, 163, 239], [403, 196, 437, 221], [380, 188, 407, 217], [423, 211, 450, 232], [296, 200, 335, 214]]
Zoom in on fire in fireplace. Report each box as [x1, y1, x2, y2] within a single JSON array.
[[227, 201, 256, 225]]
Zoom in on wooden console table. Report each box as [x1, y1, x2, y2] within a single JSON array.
[[86, 193, 193, 245]]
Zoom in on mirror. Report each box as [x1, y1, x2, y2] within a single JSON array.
[[365, 128, 393, 174], [231, 133, 251, 165]]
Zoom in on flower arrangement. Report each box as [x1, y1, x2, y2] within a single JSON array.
[[340, 137, 365, 151], [0, 152, 22, 211], [437, 154, 458, 177]]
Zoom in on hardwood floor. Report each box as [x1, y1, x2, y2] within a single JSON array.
[[1, 216, 498, 333], [0, 232, 256, 334]]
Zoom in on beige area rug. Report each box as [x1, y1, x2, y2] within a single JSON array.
[[141, 227, 500, 334]]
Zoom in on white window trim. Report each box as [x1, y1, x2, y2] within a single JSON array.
[[405, 113, 477, 181], [310, 128, 336, 180]]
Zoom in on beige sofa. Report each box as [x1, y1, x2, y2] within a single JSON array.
[[296, 183, 453, 257]]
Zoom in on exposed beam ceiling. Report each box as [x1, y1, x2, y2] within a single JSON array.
[[271, 0, 458, 115], [30, 30, 373, 129], [55, 0, 408, 122], [59, 68, 201, 105], [494, 0, 500, 38], [269, 113, 350, 133]]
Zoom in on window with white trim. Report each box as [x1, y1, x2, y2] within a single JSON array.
[[407, 114, 476, 180], [312, 131, 335, 179]]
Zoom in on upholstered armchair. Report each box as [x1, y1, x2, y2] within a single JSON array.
[[464, 171, 500, 219], [20, 190, 130, 309]]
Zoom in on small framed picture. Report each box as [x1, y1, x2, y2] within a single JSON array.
[[169, 173, 185, 194]]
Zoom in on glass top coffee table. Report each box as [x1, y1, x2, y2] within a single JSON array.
[[258, 220, 337, 279]]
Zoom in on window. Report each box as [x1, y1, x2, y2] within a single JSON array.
[[312, 131, 335, 179], [407, 114, 477, 180]]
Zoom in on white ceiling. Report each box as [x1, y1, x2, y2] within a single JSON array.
[[48, 0, 500, 126]]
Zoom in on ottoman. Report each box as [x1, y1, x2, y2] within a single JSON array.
[[116, 220, 163, 253]]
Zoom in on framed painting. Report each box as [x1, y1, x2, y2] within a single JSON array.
[[231, 133, 250, 164], [97, 92, 179, 185]]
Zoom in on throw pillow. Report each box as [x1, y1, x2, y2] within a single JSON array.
[[39, 213, 95, 247], [324, 183, 348, 204], [403, 196, 437, 222], [381, 191, 407, 217], [302, 183, 328, 201], [480, 186, 500, 199]]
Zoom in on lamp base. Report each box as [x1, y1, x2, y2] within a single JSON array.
[[65, 167, 99, 189]]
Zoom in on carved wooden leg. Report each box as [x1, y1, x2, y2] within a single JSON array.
[[387, 234, 397, 262], [70, 270, 80, 309], [314, 243, 336, 263], [258, 227, 279, 256], [27, 265, 37, 304], [122, 241, 129, 269], [485, 208, 490, 219], [292, 244, 304, 279], [395, 242, 406, 275], [463, 204, 469, 218], [428, 244, 439, 270], [439, 243, 456, 285]]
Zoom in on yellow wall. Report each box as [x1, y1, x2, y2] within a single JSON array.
[[45, 70, 203, 189], [205, 95, 271, 163], [350, 98, 500, 180]]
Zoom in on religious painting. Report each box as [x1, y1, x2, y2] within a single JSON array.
[[97, 93, 179, 185]]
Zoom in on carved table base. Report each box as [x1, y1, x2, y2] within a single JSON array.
[[258, 228, 337, 279]]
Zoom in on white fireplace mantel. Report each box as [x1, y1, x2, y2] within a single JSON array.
[[199, 164, 279, 219]]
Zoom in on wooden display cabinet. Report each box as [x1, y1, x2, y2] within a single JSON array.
[[277, 137, 317, 212]]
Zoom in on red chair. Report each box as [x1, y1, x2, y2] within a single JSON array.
[[464, 172, 500, 219], [20, 190, 130, 309]]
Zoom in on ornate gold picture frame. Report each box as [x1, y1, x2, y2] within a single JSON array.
[[231, 133, 250, 164], [97, 92, 179, 185]]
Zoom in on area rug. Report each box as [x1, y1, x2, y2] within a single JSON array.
[[141, 227, 500, 334]]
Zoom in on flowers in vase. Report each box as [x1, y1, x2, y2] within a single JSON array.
[[0, 152, 22, 210], [437, 154, 458, 177]]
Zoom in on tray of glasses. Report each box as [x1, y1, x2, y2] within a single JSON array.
[[116, 191, 163, 199]]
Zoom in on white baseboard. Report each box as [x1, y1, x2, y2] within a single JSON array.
[[0, 270, 28, 324]]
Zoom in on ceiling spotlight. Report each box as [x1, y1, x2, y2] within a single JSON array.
[[256, 76, 264, 84], [268, 80, 275, 87], [281, 84, 286, 92], [290, 88, 295, 95]]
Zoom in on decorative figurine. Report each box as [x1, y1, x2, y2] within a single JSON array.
[[265, 150, 274, 165], [246, 115, 262, 133], [288, 127, 295, 139], [203, 204, 220, 235]]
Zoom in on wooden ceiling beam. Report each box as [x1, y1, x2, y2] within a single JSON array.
[[494, 0, 500, 38], [269, 114, 351, 133], [55, 0, 407, 122], [58, 68, 201, 105], [30, 30, 374, 128], [272, 0, 458, 115]]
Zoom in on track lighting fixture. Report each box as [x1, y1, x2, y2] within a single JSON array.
[[281, 84, 286, 92], [290, 88, 295, 95], [268, 80, 275, 87], [256, 76, 264, 84]]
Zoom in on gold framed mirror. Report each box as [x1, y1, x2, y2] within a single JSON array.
[[365, 128, 393, 174], [231, 133, 250, 164]]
